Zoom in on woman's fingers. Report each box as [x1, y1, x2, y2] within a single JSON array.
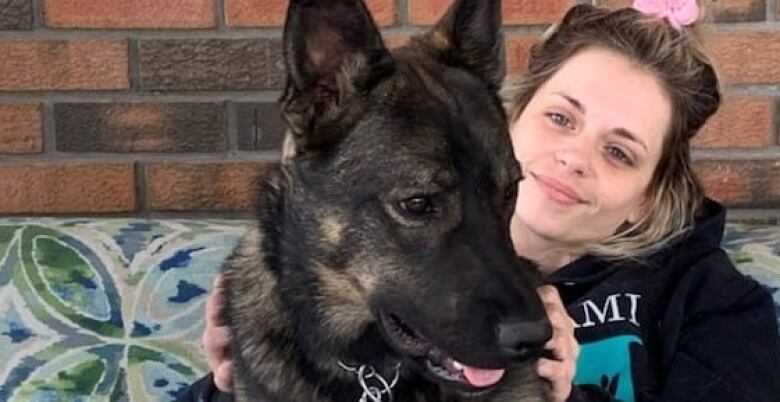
[[213, 362, 234, 393], [536, 285, 579, 402], [205, 275, 226, 326], [537, 358, 574, 402], [202, 274, 234, 393], [203, 325, 231, 362]]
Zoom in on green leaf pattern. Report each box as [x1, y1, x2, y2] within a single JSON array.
[[0, 219, 247, 401]]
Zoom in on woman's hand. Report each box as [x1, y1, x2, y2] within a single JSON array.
[[536, 285, 579, 402], [202, 274, 234, 393]]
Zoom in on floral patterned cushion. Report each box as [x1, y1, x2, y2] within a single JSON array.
[[0, 219, 248, 402], [721, 223, 780, 330], [0, 219, 778, 401]]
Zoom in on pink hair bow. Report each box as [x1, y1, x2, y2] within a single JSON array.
[[632, 0, 699, 30]]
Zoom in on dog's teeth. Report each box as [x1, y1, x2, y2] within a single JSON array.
[[426, 359, 463, 382], [442, 358, 464, 375]]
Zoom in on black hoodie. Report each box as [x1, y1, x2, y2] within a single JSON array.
[[559, 199, 780, 402]]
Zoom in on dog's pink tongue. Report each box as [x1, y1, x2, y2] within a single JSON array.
[[460, 364, 505, 388]]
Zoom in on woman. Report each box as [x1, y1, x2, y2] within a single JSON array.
[[189, 1, 780, 401]]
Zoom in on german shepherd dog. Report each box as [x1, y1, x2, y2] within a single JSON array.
[[222, 0, 552, 401]]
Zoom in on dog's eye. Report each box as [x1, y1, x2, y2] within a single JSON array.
[[398, 196, 438, 217]]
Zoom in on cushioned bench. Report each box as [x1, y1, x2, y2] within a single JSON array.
[[1, 218, 778, 401]]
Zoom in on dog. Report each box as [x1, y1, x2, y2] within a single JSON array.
[[221, 0, 552, 401]]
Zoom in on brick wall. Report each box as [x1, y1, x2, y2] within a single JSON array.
[[0, 0, 778, 218]]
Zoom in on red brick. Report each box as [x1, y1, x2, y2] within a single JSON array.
[[366, 0, 397, 26], [706, 31, 780, 85], [0, 104, 42, 154], [408, 0, 448, 24], [595, 0, 632, 8], [138, 39, 283, 91], [0, 163, 136, 214], [695, 96, 772, 148], [502, 0, 573, 25], [597, 0, 764, 21], [694, 160, 780, 207], [409, 0, 573, 26], [710, 0, 765, 22], [44, 0, 215, 28], [384, 35, 411, 49], [506, 34, 539, 76], [226, 0, 396, 27], [55, 103, 226, 153], [0, 0, 33, 30], [0, 40, 129, 91], [147, 162, 274, 212]]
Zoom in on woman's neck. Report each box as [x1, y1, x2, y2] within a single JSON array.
[[510, 218, 580, 275]]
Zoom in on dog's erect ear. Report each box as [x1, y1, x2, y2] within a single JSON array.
[[416, 0, 505, 91], [281, 0, 395, 151]]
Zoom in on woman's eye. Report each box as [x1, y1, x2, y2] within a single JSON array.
[[547, 112, 573, 129], [607, 146, 633, 166], [398, 196, 438, 216]]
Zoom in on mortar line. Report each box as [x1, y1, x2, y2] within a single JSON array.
[[773, 97, 780, 146], [397, 0, 409, 26], [727, 209, 780, 223], [30, 0, 44, 30], [0, 91, 284, 102], [41, 102, 57, 154], [0, 206, 776, 222], [692, 147, 780, 159], [226, 101, 238, 152], [135, 162, 148, 213], [0, 23, 548, 39], [127, 38, 141, 92], [0, 210, 257, 219], [0, 151, 282, 163], [216, 0, 227, 30]]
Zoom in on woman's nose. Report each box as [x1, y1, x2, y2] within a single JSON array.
[[554, 147, 592, 176]]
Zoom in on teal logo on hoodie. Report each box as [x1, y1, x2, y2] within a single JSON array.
[[574, 335, 642, 402]]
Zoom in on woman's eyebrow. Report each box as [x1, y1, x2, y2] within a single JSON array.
[[613, 128, 648, 152], [553, 92, 585, 113]]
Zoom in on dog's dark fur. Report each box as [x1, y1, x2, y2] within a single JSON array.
[[222, 0, 552, 401]]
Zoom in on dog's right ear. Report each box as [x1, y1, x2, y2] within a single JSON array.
[[280, 0, 395, 152], [414, 0, 505, 92]]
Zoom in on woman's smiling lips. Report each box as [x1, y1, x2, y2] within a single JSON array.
[[532, 173, 585, 205]]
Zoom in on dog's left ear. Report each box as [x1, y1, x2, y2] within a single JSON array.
[[415, 0, 505, 91], [280, 0, 395, 152]]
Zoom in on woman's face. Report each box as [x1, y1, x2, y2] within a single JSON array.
[[510, 47, 671, 248]]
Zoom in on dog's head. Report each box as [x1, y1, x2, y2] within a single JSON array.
[[277, 0, 551, 397]]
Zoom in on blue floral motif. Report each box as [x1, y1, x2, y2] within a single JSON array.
[[0, 219, 247, 402]]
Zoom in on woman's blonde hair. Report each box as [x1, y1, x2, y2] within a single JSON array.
[[508, 4, 721, 259]]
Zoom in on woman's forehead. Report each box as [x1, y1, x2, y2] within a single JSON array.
[[538, 47, 671, 152]]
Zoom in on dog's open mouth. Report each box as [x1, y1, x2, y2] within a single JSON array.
[[378, 312, 506, 392]]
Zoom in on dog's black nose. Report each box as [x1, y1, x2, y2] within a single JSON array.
[[496, 319, 552, 360]]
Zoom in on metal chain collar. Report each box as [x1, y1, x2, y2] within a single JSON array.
[[337, 361, 402, 402]]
